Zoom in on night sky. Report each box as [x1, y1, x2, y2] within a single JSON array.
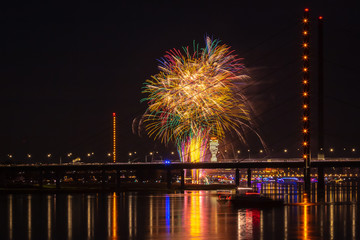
[[1, 1, 359, 162]]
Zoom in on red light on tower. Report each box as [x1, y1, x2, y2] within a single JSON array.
[[305, 8, 309, 12], [319, 16, 323, 20]]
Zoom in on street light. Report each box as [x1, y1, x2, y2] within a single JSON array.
[[145, 152, 154, 163], [236, 150, 241, 160], [128, 152, 133, 163]]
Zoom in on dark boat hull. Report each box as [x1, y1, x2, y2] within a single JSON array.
[[229, 196, 283, 208]]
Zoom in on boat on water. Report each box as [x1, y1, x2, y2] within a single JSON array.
[[218, 187, 283, 208], [217, 190, 233, 200]]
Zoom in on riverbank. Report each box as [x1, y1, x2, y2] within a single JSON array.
[[0, 182, 237, 194]]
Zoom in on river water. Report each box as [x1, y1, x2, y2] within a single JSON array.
[[0, 183, 359, 240]]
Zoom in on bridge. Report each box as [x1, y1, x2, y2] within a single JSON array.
[[2, 158, 360, 170], [1, 158, 359, 195]]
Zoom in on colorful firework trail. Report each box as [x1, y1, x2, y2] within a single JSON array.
[[141, 36, 252, 163]]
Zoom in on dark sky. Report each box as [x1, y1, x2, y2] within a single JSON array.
[[1, 1, 359, 161]]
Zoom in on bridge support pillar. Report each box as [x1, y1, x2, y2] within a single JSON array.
[[167, 169, 172, 189], [180, 169, 185, 189], [0, 169, 6, 188], [304, 167, 311, 194], [317, 167, 325, 200], [235, 168, 240, 187], [39, 170, 43, 189], [116, 170, 121, 189], [101, 170, 106, 189], [247, 168, 252, 188], [55, 171, 61, 189]]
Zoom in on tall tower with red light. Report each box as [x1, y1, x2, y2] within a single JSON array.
[[113, 112, 116, 163], [302, 8, 311, 180]]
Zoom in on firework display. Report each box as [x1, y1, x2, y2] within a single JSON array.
[[141, 37, 251, 163]]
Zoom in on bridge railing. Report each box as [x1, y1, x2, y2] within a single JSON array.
[[218, 158, 303, 162], [214, 158, 360, 163]]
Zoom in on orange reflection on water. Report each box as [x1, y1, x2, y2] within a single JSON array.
[[87, 196, 94, 239], [67, 195, 72, 240], [28, 195, 32, 240], [330, 204, 334, 240], [112, 192, 118, 239], [304, 204, 308, 240], [189, 192, 202, 236], [302, 193, 310, 240], [8, 195, 13, 240], [184, 191, 219, 238], [47, 195, 52, 240]]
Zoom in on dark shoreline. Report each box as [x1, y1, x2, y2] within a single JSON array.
[[0, 183, 237, 194]]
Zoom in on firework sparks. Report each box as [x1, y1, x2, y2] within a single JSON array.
[[141, 36, 252, 163]]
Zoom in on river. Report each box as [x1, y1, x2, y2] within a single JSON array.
[[0, 183, 359, 239]]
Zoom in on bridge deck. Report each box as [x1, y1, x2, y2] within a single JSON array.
[[1, 160, 360, 171]]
